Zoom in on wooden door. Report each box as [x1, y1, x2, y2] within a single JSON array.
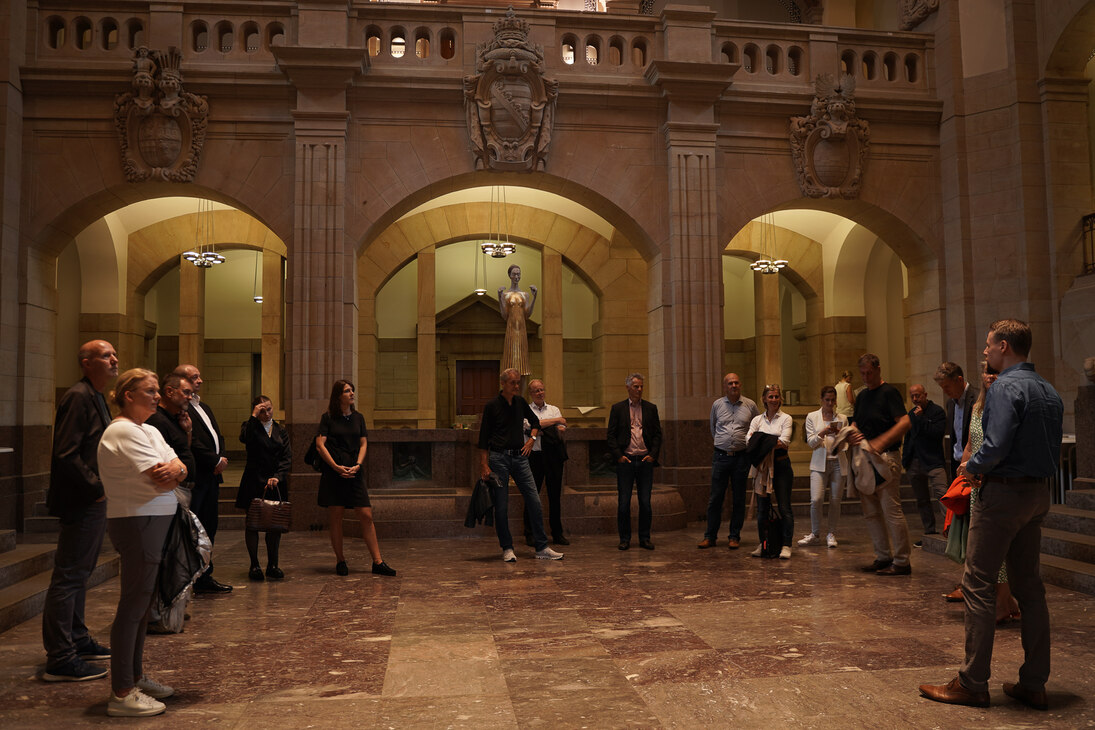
[[456, 360, 500, 416]]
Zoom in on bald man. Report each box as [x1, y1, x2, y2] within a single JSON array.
[[42, 340, 118, 682]]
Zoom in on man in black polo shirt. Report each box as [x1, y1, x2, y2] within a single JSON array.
[[478, 368, 564, 562], [849, 353, 913, 575]]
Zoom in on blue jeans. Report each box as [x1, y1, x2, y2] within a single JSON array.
[[489, 451, 548, 551], [756, 452, 794, 547], [616, 456, 653, 542], [704, 450, 751, 541]]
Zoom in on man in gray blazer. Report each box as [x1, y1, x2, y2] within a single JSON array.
[[42, 340, 117, 682], [935, 362, 978, 481]]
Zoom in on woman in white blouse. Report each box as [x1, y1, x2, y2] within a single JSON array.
[[799, 386, 847, 549], [747, 384, 794, 559], [97, 369, 188, 718]]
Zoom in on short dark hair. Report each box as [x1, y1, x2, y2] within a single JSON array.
[[857, 353, 880, 369], [327, 380, 355, 419], [934, 362, 964, 382], [820, 385, 837, 399], [989, 318, 1032, 357], [161, 373, 190, 392], [252, 394, 271, 407]]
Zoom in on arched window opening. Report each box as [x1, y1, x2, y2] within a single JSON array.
[[47, 17, 66, 49], [241, 22, 260, 53], [562, 35, 578, 65], [904, 53, 918, 83], [391, 28, 406, 59], [216, 22, 234, 53], [862, 52, 877, 80], [101, 19, 119, 51], [631, 38, 647, 67], [365, 26, 382, 57], [127, 19, 144, 49], [415, 28, 430, 59], [743, 44, 759, 73], [883, 52, 898, 81], [585, 36, 601, 66], [74, 17, 92, 50], [267, 23, 286, 49], [192, 21, 209, 53], [439, 28, 455, 60], [788, 46, 803, 76], [609, 37, 624, 66], [840, 49, 856, 76], [721, 42, 737, 65], [765, 45, 781, 75]]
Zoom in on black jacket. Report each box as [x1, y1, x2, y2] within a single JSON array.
[[189, 399, 226, 487], [146, 406, 196, 480], [238, 417, 292, 503], [902, 400, 946, 469], [464, 476, 497, 528], [607, 399, 662, 465], [47, 378, 110, 519]]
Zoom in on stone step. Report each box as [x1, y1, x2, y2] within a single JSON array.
[[1065, 489, 1095, 511], [1040, 527, 1095, 564], [0, 530, 16, 553], [1043, 505, 1095, 534], [0, 543, 55, 591], [23, 515, 60, 534], [0, 550, 120, 635], [1040, 554, 1095, 597]]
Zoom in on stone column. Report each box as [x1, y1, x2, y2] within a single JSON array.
[[417, 246, 437, 427], [754, 271, 782, 389], [178, 258, 205, 369], [541, 249, 564, 404], [260, 250, 282, 406]]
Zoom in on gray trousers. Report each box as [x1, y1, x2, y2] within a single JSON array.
[[857, 455, 912, 567], [906, 457, 948, 533], [959, 479, 1051, 693], [107, 514, 173, 694], [42, 500, 107, 668]]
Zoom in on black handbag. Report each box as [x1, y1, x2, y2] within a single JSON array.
[[246, 484, 292, 533], [303, 437, 322, 472], [761, 502, 783, 558]]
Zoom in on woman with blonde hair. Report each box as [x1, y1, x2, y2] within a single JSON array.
[[97, 369, 189, 717], [747, 384, 795, 559]]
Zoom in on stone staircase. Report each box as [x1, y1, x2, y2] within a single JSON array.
[[922, 483, 1095, 596], [0, 529, 120, 635]]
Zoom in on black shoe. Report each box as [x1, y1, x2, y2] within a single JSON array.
[[42, 657, 108, 682], [194, 577, 233, 594], [861, 559, 892, 573], [372, 561, 397, 577], [877, 563, 912, 576], [266, 566, 284, 581], [524, 535, 535, 547], [75, 637, 110, 661], [335, 561, 348, 576], [913, 540, 923, 548], [248, 566, 265, 581], [639, 540, 655, 550], [553, 536, 570, 546], [617, 540, 630, 550]]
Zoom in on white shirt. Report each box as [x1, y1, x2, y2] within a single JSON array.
[[190, 395, 220, 454], [97, 419, 180, 518], [524, 401, 562, 452], [805, 408, 847, 472], [746, 410, 793, 446]]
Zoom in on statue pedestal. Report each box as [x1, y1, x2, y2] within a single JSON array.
[[1076, 384, 1095, 480]]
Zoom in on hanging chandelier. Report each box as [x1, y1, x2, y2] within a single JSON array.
[[479, 185, 515, 259], [750, 212, 787, 274], [182, 199, 225, 268]]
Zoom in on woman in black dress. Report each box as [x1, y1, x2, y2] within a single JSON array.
[[315, 380, 396, 577], [237, 395, 291, 581]]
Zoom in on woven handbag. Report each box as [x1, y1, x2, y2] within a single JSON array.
[[246, 484, 292, 533]]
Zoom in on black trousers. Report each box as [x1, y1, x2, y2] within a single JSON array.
[[523, 451, 565, 540], [190, 478, 219, 577]]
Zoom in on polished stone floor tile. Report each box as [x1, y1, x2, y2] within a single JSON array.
[[1, 522, 1092, 728]]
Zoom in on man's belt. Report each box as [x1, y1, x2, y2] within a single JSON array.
[[490, 448, 524, 456], [714, 447, 744, 456]]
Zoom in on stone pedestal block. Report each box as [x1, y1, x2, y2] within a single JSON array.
[[1077, 384, 1095, 479]]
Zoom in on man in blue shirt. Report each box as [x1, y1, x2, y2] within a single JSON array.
[[698, 373, 758, 550], [920, 319, 1063, 712]]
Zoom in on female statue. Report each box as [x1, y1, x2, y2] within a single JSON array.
[[498, 264, 537, 377]]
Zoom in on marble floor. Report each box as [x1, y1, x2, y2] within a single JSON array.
[[2, 522, 1093, 729]]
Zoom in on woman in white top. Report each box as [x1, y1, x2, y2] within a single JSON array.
[[799, 386, 847, 549], [834, 370, 855, 419], [97, 369, 188, 718], [746, 384, 795, 559]]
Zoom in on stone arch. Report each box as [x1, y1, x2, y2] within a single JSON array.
[[1043, 0, 1095, 76]]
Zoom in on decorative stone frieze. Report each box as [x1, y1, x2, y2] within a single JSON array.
[[463, 9, 558, 171], [789, 73, 870, 199], [114, 47, 208, 183], [899, 0, 940, 31]]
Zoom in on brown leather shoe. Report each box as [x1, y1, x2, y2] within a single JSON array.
[[727, 538, 740, 549], [877, 563, 912, 576], [1003, 682, 1048, 711], [919, 676, 990, 708], [697, 538, 716, 549], [944, 585, 963, 602]]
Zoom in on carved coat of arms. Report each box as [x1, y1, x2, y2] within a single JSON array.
[[899, 0, 940, 31], [463, 9, 558, 172], [114, 47, 208, 182], [789, 74, 870, 199]]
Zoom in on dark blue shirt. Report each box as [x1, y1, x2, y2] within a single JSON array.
[[966, 362, 1063, 478], [477, 393, 540, 451]]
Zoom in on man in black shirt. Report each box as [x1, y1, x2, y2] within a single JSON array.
[[850, 353, 913, 575], [145, 374, 197, 481], [478, 368, 564, 562], [902, 383, 947, 539]]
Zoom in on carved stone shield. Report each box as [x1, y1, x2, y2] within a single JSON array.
[[789, 74, 870, 199], [464, 9, 558, 172]]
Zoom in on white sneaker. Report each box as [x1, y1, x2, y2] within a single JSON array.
[[107, 689, 166, 717], [750, 545, 763, 557], [780, 546, 792, 560], [826, 533, 838, 548], [136, 676, 175, 699], [502, 548, 517, 563], [535, 547, 564, 560], [797, 533, 821, 546]]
